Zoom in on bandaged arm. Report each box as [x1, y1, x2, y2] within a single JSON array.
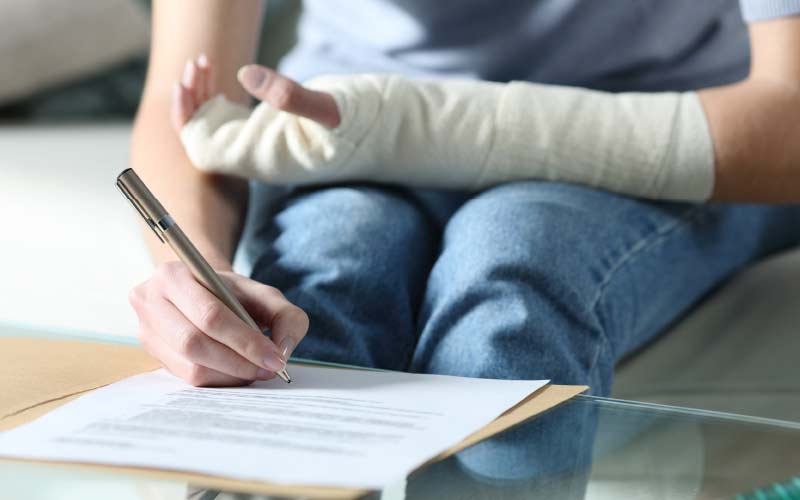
[[180, 74, 715, 201]]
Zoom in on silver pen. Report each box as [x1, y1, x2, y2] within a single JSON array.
[[116, 168, 291, 383]]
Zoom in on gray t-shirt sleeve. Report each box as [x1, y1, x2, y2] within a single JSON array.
[[740, 0, 800, 21]]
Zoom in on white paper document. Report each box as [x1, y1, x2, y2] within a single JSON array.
[[0, 365, 547, 489]]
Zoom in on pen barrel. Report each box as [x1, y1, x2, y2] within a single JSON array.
[[163, 224, 260, 332]]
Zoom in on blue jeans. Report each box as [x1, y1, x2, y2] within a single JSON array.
[[241, 181, 800, 396]]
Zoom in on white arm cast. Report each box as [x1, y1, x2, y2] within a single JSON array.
[[180, 74, 715, 201]]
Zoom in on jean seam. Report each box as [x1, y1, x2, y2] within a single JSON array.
[[584, 328, 608, 396], [587, 204, 709, 352]]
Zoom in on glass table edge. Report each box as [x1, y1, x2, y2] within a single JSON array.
[[3, 320, 799, 431]]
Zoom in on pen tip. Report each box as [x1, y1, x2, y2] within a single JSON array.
[[277, 368, 292, 384]]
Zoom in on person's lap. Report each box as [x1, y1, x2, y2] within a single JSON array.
[[242, 179, 800, 396]]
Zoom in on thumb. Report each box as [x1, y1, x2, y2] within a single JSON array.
[[238, 64, 341, 129]]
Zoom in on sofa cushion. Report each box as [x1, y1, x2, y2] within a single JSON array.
[[0, 0, 149, 105]]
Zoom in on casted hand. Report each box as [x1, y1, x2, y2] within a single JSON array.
[[171, 55, 341, 132], [130, 261, 309, 387]]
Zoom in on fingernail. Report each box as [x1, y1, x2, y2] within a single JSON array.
[[263, 352, 286, 372], [237, 65, 267, 92], [182, 60, 195, 87], [279, 337, 297, 362], [197, 53, 209, 68], [256, 368, 272, 380]]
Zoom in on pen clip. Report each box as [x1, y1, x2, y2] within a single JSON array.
[[115, 179, 166, 243]]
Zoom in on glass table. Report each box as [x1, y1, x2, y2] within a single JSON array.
[[2, 324, 799, 500]]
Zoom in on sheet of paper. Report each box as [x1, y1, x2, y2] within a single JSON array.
[[0, 365, 547, 489]]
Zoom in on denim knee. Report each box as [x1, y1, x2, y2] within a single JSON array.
[[248, 184, 438, 369], [412, 182, 620, 393]]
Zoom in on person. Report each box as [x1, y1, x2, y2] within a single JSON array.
[[129, 0, 800, 392]]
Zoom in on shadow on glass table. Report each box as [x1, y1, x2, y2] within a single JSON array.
[[396, 396, 800, 500]]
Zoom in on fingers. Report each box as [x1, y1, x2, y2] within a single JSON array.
[[130, 278, 254, 387], [237, 64, 341, 129], [156, 263, 288, 374], [138, 319, 251, 387], [219, 272, 309, 361], [174, 60, 341, 134], [142, 292, 275, 382], [182, 59, 204, 107], [128, 261, 305, 387], [171, 54, 213, 132], [171, 82, 194, 132], [197, 53, 213, 102]]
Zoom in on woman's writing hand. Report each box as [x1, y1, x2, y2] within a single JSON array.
[[130, 261, 308, 387]]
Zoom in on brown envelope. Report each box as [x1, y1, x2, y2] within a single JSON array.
[[0, 336, 587, 499]]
